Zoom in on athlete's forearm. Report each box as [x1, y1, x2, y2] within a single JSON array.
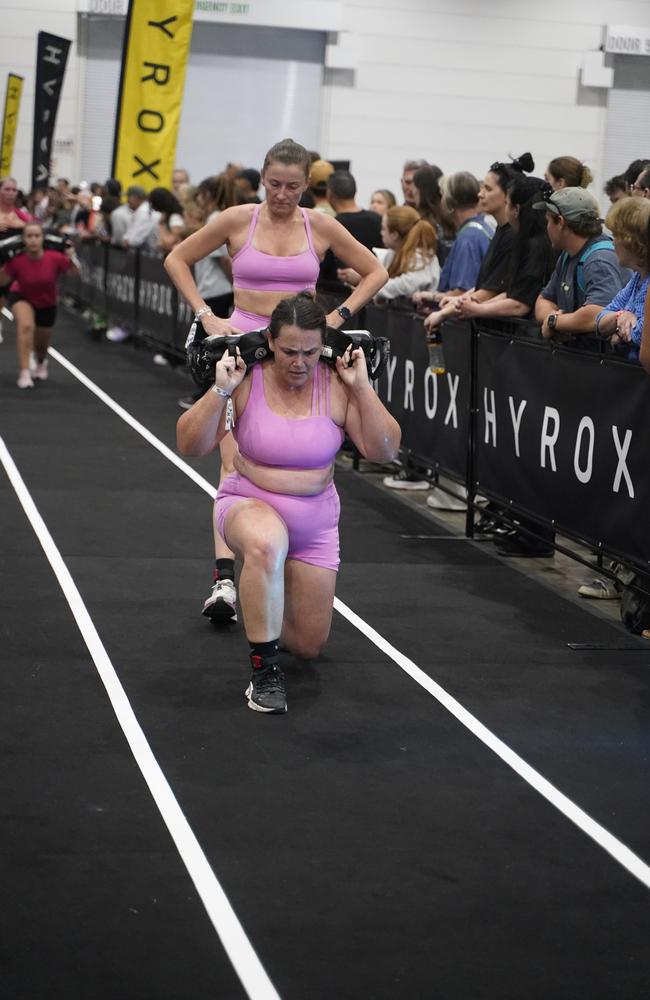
[[350, 384, 401, 464], [164, 253, 207, 314]]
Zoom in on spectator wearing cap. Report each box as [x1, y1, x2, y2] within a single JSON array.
[[308, 159, 336, 216], [401, 159, 428, 208], [234, 168, 261, 204], [632, 166, 650, 200], [593, 197, 650, 361], [534, 187, 630, 342]]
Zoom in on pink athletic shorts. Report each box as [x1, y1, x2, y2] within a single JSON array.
[[215, 472, 340, 571], [229, 307, 269, 333]]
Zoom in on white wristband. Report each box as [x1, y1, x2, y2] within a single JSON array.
[[212, 384, 231, 398], [195, 306, 212, 319]]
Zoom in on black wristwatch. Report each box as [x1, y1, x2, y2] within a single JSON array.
[[336, 305, 352, 322], [547, 312, 559, 331]]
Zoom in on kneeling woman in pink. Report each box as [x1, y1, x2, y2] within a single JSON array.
[[177, 293, 400, 715]]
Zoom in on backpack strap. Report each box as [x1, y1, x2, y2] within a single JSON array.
[[575, 238, 615, 293]]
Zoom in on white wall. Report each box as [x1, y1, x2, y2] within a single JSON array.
[[323, 0, 650, 204], [1, 0, 650, 207], [0, 1, 81, 186]]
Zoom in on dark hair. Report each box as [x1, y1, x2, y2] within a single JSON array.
[[489, 151, 534, 193], [327, 170, 356, 200], [413, 164, 443, 223], [604, 174, 627, 197], [268, 292, 326, 341], [624, 158, 650, 189], [104, 178, 121, 197], [237, 168, 261, 192], [506, 174, 554, 293], [262, 138, 312, 179], [148, 187, 183, 218], [638, 167, 650, 192], [196, 174, 239, 211]]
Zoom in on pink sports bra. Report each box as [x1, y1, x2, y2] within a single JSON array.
[[231, 204, 320, 293], [234, 362, 344, 469]]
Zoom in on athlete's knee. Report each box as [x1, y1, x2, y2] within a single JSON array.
[[246, 531, 288, 573]]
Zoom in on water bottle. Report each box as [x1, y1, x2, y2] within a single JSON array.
[[427, 329, 445, 374]]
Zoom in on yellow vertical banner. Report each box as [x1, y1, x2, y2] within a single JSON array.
[[111, 0, 194, 193], [1, 74, 24, 176]]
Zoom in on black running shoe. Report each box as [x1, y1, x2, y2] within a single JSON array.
[[245, 663, 287, 714]]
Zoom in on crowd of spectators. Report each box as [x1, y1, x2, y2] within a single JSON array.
[[2, 147, 648, 367], [2, 147, 650, 619]]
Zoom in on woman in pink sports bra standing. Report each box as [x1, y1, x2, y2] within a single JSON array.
[[177, 293, 400, 714], [165, 139, 388, 624]]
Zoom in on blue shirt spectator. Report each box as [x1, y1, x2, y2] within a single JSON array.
[[438, 213, 493, 292]]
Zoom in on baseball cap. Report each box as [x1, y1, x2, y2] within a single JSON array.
[[309, 159, 335, 189], [533, 186, 601, 222]]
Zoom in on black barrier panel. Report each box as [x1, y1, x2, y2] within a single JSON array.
[[475, 330, 650, 567], [75, 241, 106, 310], [367, 304, 471, 479], [105, 247, 137, 324], [138, 251, 176, 346]]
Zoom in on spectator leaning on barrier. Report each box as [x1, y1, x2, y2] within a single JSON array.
[[419, 159, 516, 331], [431, 172, 493, 301], [593, 197, 650, 361], [373, 206, 439, 301], [545, 156, 593, 191], [457, 174, 553, 322], [534, 187, 630, 342]]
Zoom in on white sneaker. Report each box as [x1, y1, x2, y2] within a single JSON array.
[[577, 577, 619, 600], [17, 370, 35, 389], [382, 469, 430, 491], [426, 485, 467, 511], [33, 359, 48, 380], [202, 578, 238, 623], [106, 326, 129, 343]]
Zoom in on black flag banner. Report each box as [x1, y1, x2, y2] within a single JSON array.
[[31, 32, 71, 190]]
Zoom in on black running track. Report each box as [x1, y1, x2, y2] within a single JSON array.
[[1, 311, 649, 1000]]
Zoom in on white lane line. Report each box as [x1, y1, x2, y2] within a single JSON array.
[[49, 347, 650, 892], [0, 435, 281, 1000], [49, 348, 217, 498], [333, 598, 650, 891]]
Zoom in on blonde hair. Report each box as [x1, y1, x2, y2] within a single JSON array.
[[605, 197, 650, 267], [385, 205, 437, 277]]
